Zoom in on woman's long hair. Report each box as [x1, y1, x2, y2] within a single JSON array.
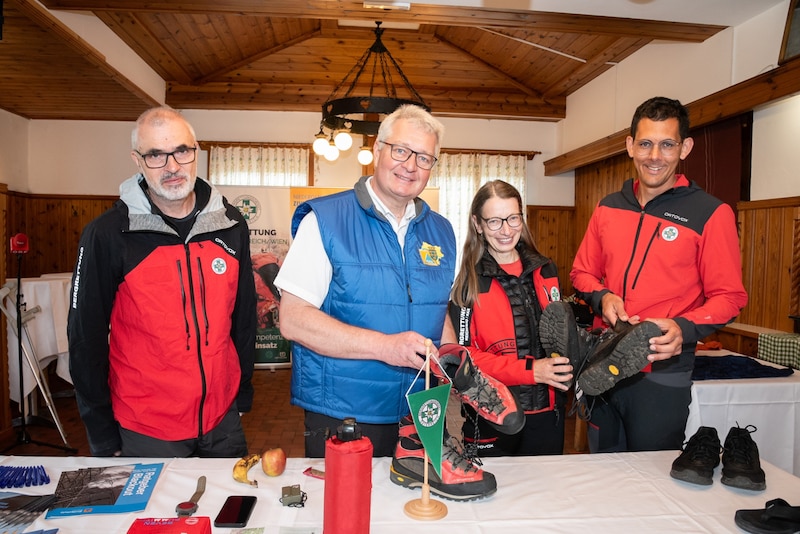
[[451, 180, 538, 308]]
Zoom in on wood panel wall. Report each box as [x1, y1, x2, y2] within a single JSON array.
[[0, 191, 115, 448], [527, 204, 577, 297], [736, 197, 800, 331], [5, 192, 116, 279]]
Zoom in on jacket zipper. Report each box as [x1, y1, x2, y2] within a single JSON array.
[[183, 243, 208, 438]]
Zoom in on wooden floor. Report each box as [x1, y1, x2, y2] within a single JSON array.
[[1, 368, 585, 457]]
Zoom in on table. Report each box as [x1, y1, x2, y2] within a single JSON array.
[[687, 350, 800, 477], [7, 451, 800, 533], [4, 274, 73, 404]]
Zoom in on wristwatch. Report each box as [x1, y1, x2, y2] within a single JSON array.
[[175, 475, 206, 517]]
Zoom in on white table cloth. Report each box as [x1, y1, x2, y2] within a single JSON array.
[[5, 274, 73, 403], [7, 451, 800, 533], [687, 350, 800, 476]]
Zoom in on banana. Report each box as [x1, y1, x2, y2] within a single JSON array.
[[232, 453, 261, 487]]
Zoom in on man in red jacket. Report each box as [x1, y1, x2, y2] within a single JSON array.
[[570, 96, 748, 452], [68, 107, 256, 457]]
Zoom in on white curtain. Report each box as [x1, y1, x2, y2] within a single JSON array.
[[429, 153, 527, 264], [208, 145, 309, 186]]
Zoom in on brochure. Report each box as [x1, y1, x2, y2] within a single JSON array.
[[45, 463, 163, 518]]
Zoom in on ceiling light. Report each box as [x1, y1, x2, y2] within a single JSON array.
[[363, 1, 410, 10], [312, 21, 428, 161]]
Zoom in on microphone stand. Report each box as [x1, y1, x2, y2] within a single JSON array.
[[3, 250, 76, 454]]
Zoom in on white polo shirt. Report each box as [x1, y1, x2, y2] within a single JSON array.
[[274, 177, 416, 308]]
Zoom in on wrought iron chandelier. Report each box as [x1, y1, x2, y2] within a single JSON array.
[[312, 21, 429, 164]]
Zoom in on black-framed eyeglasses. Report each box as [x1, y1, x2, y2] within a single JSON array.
[[377, 141, 438, 170], [135, 146, 197, 169], [481, 213, 523, 231]]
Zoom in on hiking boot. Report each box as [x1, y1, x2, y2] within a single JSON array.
[[670, 426, 721, 485], [390, 415, 497, 501], [576, 320, 662, 396], [438, 344, 524, 435], [539, 301, 596, 387], [721, 425, 766, 491]]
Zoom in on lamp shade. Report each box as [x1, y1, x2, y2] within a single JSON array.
[[334, 130, 353, 151], [357, 147, 374, 165]]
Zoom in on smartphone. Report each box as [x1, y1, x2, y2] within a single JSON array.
[[213, 495, 257, 528]]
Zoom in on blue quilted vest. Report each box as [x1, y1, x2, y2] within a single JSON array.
[[289, 178, 456, 424]]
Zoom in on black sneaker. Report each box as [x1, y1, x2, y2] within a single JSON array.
[[438, 344, 524, 435], [670, 426, 721, 485], [539, 301, 596, 387], [721, 425, 766, 491], [576, 320, 662, 396], [390, 415, 497, 501]]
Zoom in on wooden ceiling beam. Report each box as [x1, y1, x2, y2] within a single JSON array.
[[166, 82, 565, 119], [39, 0, 725, 42]]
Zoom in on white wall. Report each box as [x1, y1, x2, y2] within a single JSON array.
[[14, 109, 563, 204], [0, 109, 28, 192], [751, 94, 800, 200], [553, 0, 799, 201]]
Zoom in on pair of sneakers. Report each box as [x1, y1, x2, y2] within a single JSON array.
[[670, 425, 766, 490], [390, 344, 524, 501], [539, 301, 662, 398]]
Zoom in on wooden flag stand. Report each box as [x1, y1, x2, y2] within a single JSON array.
[[403, 340, 448, 521]]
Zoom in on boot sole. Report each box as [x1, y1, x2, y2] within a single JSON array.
[[721, 473, 766, 491], [389, 461, 497, 501], [577, 321, 661, 396], [539, 302, 580, 387], [669, 467, 714, 486]]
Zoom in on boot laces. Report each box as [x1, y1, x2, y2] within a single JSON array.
[[443, 435, 482, 472], [726, 424, 758, 464], [461, 371, 504, 415], [685, 434, 722, 460]]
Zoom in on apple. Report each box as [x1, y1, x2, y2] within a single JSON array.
[[261, 447, 287, 477]]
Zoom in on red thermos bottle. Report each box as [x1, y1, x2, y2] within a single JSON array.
[[324, 418, 373, 534]]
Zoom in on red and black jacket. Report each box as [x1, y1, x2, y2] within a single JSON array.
[[68, 175, 256, 456], [449, 245, 562, 414]]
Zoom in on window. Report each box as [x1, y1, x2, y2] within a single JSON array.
[[205, 143, 311, 186]]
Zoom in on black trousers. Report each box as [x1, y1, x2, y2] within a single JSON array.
[[586, 373, 692, 453], [119, 403, 248, 458], [463, 407, 565, 456], [303, 411, 399, 458]]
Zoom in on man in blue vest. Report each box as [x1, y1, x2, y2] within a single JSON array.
[[276, 105, 497, 500]]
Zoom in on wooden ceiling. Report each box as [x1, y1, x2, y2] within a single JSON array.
[[3, 0, 727, 122]]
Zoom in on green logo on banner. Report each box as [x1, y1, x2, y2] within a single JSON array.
[[406, 383, 451, 477]]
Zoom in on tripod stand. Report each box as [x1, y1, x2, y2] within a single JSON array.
[[1, 251, 75, 453]]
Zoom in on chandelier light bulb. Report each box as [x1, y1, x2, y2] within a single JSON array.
[[324, 143, 340, 161], [357, 147, 374, 165], [312, 134, 329, 155], [333, 130, 353, 151]]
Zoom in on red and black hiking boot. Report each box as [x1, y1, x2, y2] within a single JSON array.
[[390, 415, 497, 501], [438, 344, 524, 435]]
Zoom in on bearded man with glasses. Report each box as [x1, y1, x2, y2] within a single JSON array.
[[68, 106, 256, 458]]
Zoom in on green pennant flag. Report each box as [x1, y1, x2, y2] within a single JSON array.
[[406, 383, 451, 477]]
